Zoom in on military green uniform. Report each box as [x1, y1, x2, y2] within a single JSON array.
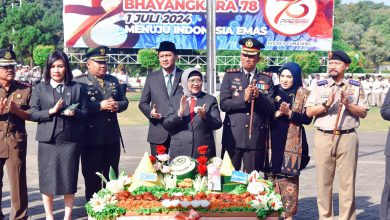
[[73, 72, 128, 200], [0, 81, 31, 220], [305, 77, 368, 220]]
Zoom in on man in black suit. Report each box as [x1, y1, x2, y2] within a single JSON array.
[[73, 46, 128, 201], [139, 41, 183, 156], [381, 89, 390, 220], [220, 37, 274, 173]]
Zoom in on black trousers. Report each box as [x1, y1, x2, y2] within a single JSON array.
[[223, 147, 265, 173], [81, 143, 120, 201], [149, 136, 171, 156]]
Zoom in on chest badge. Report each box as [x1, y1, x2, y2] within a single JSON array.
[[233, 89, 239, 97]]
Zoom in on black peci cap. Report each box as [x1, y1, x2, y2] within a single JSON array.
[[328, 51, 351, 64], [157, 41, 177, 54]]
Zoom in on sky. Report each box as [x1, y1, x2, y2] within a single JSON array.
[[341, 0, 390, 5]]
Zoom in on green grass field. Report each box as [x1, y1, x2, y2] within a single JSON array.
[[119, 93, 389, 132]]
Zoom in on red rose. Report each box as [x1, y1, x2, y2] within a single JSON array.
[[197, 156, 208, 165], [197, 145, 208, 155], [149, 155, 156, 163], [156, 145, 166, 155], [197, 164, 207, 176]]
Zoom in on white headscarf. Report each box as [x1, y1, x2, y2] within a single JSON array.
[[181, 67, 203, 98]]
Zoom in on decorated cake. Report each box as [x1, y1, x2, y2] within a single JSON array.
[[86, 146, 283, 220]]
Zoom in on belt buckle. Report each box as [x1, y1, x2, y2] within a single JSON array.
[[335, 130, 341, 135]]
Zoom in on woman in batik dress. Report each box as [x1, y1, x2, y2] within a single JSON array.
[[269, 62, 312, 219]]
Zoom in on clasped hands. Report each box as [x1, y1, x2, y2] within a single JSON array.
[[244, 85, 260, 102], [178, 95, 206, 119], [0, 97, 21, 115], [324, 88, 350, 108], [275, 102, 292, 118], [49, 98, 75, 116], [100, 98, 119, 112]]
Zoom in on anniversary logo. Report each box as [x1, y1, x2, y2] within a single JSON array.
[[64, 0, 334, 50]]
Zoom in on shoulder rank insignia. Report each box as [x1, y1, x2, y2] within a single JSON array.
[[15, 81, 31, 87], [317, 80, 328, 86], [74, 74, 86, 78], [260, 71, 273, 77], [348, 79, 360, 86], [227, 68, 240, 73]]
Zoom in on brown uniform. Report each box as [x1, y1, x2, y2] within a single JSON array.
[[305, 77, 368, 220], [0, 81, 31, 220]]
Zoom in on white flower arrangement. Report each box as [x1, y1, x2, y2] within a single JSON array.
[[247, 171, 284, 218], [156, 153, 170, 162], [86, 168, 131, 220]]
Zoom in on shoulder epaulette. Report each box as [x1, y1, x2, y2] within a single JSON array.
[[74, 74, 87, 78], [227, 68, 240, 73], [260, 71, 272, 77], [348, 79, 360, 86], [317, 79, 328, 86], [15, 81, 31, 87]]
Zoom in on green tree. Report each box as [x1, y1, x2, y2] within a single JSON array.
[[290, 52, 320, 77], [137, 49, 159, 75], [33, 45, 55, 67], [0, 0, 63, 65], [359, 27, 389, 68], [347, 51, 366, 73], [339, 22, 364, 49], [332, 28, 352, 52], [216, 50, 240, 72]]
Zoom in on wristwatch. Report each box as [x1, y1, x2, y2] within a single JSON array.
[[322, 102, 330, 109]]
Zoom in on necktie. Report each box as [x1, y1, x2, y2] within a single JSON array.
[[56, 84, 63, 94], [166, 74, 173, 96], [246, 72, 251, 82], [189, 97, 196, 123]]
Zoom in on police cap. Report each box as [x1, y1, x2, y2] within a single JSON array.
[[0, 48, 17, 66], [158, 41, 177, 54], [85, 46, 109, 62], [329, 51, 351, 64], [239, 37, 264, 55]]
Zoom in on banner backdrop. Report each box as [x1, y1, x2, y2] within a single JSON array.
[[64, 0, 334, 51]]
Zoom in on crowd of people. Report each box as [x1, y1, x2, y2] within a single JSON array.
[[0, 47, 128, 220], [138, 39, 373, 220], [0, 37, 388, 220]]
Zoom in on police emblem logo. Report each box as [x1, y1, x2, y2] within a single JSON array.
[[100, 48, 105, 55], [245, 39, 253, 48], [275, 95, 281, 102], [4, 51, 11, 59]]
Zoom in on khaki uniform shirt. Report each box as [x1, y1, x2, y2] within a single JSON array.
[[0, 81, 31, 158], [305, 77, 368, 130]]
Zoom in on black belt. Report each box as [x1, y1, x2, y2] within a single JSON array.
[[318, 128, 355, 135]]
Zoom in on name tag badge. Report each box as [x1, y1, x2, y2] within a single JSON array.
[[138, 173, 157, 182], [230, 170, 248, 184]]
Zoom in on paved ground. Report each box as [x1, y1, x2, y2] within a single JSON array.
[[0, 124, 387, 219]]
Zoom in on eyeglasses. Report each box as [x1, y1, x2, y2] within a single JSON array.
[[0, 65, 15, 70], [188, 79, 203, 85]]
